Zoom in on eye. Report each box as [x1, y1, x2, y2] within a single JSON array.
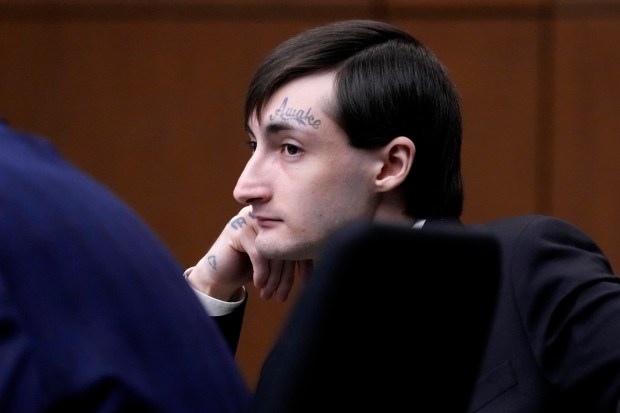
[[282, 143, 302, 155], [245, 140, 257, 153]]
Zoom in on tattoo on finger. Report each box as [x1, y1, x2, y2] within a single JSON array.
[[230, 217, 246, 229], [230, 210, 255, 230]]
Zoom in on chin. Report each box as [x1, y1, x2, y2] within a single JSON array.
[[256, 237, 314, 261]]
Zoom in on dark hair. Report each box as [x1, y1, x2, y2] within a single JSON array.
[[245, 19, 463, 218]]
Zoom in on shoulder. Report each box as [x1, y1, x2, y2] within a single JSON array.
[[469, 214, 613, 274], [469, 214, 594, 245], [0, 122, 59, 163]]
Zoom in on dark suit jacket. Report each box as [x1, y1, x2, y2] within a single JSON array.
[[467, 215, 620, 413], [217, 215, 620, 413], [0, 121, 250, 412]]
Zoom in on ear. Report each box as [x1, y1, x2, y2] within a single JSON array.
[[375, 136, 415, 192]]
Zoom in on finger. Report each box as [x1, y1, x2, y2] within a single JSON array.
[[273, 260, 296, 302], [245, 245, 270, 288], [231, 213, 270, 286], [258, 259, 284, 299]]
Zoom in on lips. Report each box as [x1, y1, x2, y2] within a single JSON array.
[[254, 215, 281, 228]]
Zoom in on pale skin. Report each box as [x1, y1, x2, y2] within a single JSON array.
[[187, 71, 417, 302]]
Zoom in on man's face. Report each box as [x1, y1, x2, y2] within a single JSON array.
[[234, 72, 383, 261]]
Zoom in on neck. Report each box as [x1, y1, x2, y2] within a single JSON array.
[[373, 197, 416, 227]]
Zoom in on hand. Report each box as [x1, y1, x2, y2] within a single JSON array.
[[188, 206, 309, 302]]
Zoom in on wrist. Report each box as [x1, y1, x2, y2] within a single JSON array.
[[184, 267, 244, 302]]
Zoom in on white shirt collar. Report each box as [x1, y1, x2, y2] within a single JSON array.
[[412, 219, 426, 229]]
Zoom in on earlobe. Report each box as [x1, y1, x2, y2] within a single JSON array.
[[375, 137, 415, 192]]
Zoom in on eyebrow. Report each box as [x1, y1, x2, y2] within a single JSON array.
[[245, 121, 298, 140]]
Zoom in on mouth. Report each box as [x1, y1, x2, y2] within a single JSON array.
[[254, 215, 282, 228]]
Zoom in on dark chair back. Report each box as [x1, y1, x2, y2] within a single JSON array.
[[250, 221, 501, 412]]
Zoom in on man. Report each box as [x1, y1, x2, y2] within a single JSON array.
[[185, 20, 620, 412], [0, 119, 250, 412]]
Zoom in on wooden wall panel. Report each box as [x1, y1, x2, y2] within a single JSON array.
[[2, 19, 263, 264], [555, 0, 620, 5], [389, 0, 544, 6], [0, 0, 371, 4], [552, 16, 620, 270]]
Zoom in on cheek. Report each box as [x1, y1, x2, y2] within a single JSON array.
[[315, 169, 375, 216], [288, 150, 378, 217]]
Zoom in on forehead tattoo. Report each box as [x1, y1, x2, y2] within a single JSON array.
[[269, 97, 321, 129]]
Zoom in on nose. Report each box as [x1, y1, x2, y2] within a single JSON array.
[[233, 155, 271, 205]]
